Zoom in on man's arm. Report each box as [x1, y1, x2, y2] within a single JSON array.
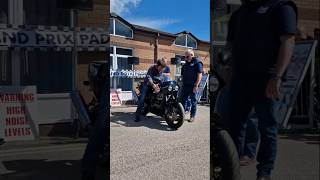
[[275, 34, 295, 78], [194, 73, 202, 87], [193, 62, 204, 93], [266, 4, 297, 100], [145, 67, 156, 86]]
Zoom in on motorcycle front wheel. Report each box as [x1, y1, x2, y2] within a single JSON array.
[[165, 102, 185, 129], [212, 130, 241, 180]]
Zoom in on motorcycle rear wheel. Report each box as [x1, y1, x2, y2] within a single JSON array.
[[165, 102, 185, 129]]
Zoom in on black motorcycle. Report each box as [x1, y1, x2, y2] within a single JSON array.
[[209, 51, 241, 180], [137, 76, 185, 129]]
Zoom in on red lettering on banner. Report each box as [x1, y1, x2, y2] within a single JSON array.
[[6, 106, 26, 115], [5, 116, 29, 126], [0, 93, 34, 103], [5, 127, 31, 137]]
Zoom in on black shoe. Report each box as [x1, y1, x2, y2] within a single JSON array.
[[256, 176, 271, 180], [81, 172, 95, 180], [188, 117, 195, 122]]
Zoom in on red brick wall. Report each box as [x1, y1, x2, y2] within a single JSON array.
[[110, 31, 211, 77], [77, 0, 109, 103], [293, 0, 320, 37]]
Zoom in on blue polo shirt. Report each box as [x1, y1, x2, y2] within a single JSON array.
[[227, 0, 297, 76], [181, 58, 204, 86]]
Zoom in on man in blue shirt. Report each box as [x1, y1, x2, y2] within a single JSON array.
[[135, 59, 166, 122], [226, 0, 297, 179], [180, 49, 204, 122]]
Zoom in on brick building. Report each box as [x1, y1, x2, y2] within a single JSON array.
[[110, 13, 210, 102]]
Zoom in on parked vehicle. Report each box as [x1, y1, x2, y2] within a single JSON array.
[[209, 51, 241, 180], [137, 76, 185, 129]]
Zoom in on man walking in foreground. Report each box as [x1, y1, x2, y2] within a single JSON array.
[[180, 49, 204, 122], [226, 0, 297, 179]]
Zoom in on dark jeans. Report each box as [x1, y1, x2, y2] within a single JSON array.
[[180, 85, 197, 117], [185, 98, 192, 112], [240, 111, 259, 158], [136, 84, 148, 115], [228, 74, 279, 177], [215, 87, 259, 158]]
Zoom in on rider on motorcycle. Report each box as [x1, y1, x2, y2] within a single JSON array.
[[135, 58, 167, 122]]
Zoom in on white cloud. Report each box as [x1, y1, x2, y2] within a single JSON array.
[[110, 0, 142, 15], [126, 17, 180, 29]]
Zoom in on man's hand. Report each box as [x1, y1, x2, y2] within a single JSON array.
[[193, 86, 198, 93], [266, 78, 281, 100], [152, 84, 160, 93]]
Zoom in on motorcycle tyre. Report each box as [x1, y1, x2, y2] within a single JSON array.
[[165, 103, 185, 130], [213, 130, 241, 180]]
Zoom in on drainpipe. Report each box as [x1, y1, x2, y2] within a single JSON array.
[[154, 33, 159, 63]]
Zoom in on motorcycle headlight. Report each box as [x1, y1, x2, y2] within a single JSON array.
[[174, 85, 179, 91], [168, 86, 173, 91]]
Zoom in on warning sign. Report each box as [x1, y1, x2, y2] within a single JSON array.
[[110, 90, 121, 107], [0, 86, 39, 141]]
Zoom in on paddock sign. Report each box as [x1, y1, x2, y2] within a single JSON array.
[[0, 86, 39, 141], [0, 25, 108, 50]]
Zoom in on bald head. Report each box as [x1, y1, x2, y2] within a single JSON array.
[[185, 49, 194, 62]]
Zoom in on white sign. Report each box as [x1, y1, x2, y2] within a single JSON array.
[[110, 90, 121, 107], [0, 86, 39, 141], [110, 69, 147, 78], [0, 27, 108, 48]]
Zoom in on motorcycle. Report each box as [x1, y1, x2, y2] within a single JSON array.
[[209, 51, 241, 180], [137, 76, 185, 129]]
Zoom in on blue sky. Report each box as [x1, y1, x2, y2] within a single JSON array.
[[110, 0, 210, 41]]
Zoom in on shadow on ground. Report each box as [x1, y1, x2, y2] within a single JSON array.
[[0, 159, 106, 180], [279, 132, 320, 145], [110, 111, 177, 131]]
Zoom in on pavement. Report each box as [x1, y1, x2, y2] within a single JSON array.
[[0, 105, 318, 180], [110, 105, 210, 180], [241, 132, 320, 180], [0, 137, 107, 180]]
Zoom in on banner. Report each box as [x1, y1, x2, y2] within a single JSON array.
[[196, 74, 209, 102], [0, 25, 108, 49], [278, 40, 317, 128], [0, 86, 39, 141], [110, 69, 147, 78]]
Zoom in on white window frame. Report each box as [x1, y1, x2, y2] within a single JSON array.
[[110, 18, 133, 39], [174, 34, 198, 49], [110, 45, 134, 90]]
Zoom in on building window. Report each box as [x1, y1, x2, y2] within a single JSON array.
[[20, 50, 72, 94], [174, 34, 197, 49], [110, 46, 133, 91], [0, 51, 11, 85], [23, 0, 70, 26], [0, 0, 8, 24], [110, 18, 133, 38]]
